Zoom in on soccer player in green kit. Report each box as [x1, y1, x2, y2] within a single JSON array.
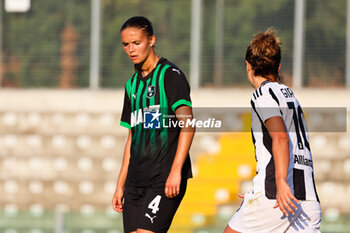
[[112, 16, 194, 233]]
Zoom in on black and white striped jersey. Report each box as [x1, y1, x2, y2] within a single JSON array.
[[250, 81, 319, 201]]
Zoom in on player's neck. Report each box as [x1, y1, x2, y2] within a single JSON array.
[[252, 76, 268, 90], [140, 53, 159, 77]]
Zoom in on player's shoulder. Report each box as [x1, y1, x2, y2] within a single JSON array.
[[159, 58, 185, 77], [266, 82, 297, 101], [125, 72, 137, 90], [251, 81, 287, 105], [259, 81, 291, 97], [251, 81, 272, 101], [260, 82, 299, 106], [159, 57, 179, 69], [260, 81, 282, 91]]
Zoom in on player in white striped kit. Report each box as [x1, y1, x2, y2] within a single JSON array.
[[224, 28, 321, 233]]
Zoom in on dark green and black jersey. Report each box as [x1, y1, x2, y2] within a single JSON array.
[[120, 58, 193, 188]]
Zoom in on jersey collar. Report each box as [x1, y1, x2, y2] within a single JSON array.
[[137, 57, 166, 82], [260, 80, 270, 87]]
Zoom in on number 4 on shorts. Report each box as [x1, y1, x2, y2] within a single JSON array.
[[148, 195, 162, 214]]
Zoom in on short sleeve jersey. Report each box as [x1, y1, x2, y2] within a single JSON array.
[[250, 81, 319, 202], [120, 58, 192, 188]]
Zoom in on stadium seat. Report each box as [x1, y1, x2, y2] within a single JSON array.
[[1, 107, 349, 233], [170, 133, 256, 232]]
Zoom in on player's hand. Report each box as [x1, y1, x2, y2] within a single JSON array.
[[274, 179, 299, 216], [165, 169, 181, 198], [112, 186, 124, 213]]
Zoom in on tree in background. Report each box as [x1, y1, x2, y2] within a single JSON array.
[[59, 24, 79, 88], [2, 0, 90, 88], [0, 0, 347, 88], [200, 0, 295, 86], [305, 0, 346, 87]]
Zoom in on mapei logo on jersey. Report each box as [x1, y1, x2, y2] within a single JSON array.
[[146, 85, 156, 99], [131, 105, 160, 128], [143, 109, 161, 129]]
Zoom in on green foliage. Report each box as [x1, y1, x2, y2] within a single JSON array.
[[305, 0, 346, 86], [1, 0, 346, 88], [201, 0, 295, 86], [3, 0, 90, 87]]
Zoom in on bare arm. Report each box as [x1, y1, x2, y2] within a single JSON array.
[[265, 116, 299, 216], [112, 129, 132, 212], [165, 106, 195, 198]]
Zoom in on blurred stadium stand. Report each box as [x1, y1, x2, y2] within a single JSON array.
[[0, 89, 349, 233]]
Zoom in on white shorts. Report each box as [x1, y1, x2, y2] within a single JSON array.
[[228, 192, 321, 233]]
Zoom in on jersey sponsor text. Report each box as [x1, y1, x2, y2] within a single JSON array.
[[294, 154, 313, 168]]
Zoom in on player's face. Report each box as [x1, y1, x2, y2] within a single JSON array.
[[121, 27, 155, 65]]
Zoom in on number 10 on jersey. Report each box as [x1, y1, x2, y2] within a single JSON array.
[[287, 102, 310, 151]]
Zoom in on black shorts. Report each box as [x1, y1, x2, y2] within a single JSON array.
[[123, 181, 187, 233]]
